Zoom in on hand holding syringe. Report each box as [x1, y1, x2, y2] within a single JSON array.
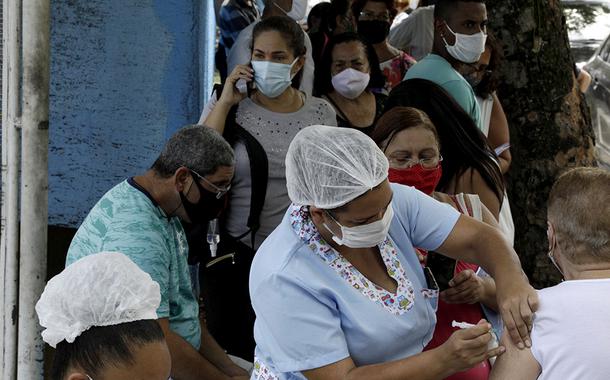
[[452, 320, 500, 364]]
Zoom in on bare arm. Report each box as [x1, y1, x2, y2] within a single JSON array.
[[435, 215, 538, 348], [439, 196, 499, 310], [487, 93, 511, 174], [158, 318, 248, 380], [303, 321, 503, 380], [576, 69, 592, 93], [455, 169, 501, 221], [199, 317, 249, 377], [490, 329, 541, 380]]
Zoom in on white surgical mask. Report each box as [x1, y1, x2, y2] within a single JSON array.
[[442, 24, 487, 64], [324, 204, 394, 248], [274, 0, 307, 21], [251, 58, 298, 98], [331, 68, 370, 100]]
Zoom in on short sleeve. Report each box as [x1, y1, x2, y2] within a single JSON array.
[[317, 98, 338, 127], [198, 92, 217, 124], [252, 273, 349, 373], [392, 184, 460, 251], [101, 224, 172, 318], [442, 80, 482, 129]]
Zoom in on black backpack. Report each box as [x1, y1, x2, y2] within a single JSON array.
[[199, 84, 268, 361]]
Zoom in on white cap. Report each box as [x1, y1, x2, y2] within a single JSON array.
[[285, 125, 389, 209], [36, 252, 161, 348]]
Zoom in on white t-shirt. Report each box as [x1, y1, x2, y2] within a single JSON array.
[[477, 94, 493, 138], [227, 21, 315, 95], [388, 5, 434, 61], [531, 279, 610, 380]]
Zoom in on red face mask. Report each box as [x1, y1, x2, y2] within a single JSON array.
[[388, 164, 443, 195]]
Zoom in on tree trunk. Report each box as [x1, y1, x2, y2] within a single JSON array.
[[486, 0, 596, 288]]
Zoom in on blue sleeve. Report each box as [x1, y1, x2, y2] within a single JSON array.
[[252, 272, 350, 373], [67, 216, 172, 318], [392, 184, 460, 251]]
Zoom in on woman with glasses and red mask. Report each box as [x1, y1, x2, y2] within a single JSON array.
[[372, 106, 503, 380]]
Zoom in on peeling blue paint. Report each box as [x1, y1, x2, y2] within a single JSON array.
[[48, 0, 214, 227]]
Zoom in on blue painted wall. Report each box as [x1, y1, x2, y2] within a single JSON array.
[[48, 0, 215, 227]]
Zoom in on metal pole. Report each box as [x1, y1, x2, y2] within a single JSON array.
[[2, 0, 22, 377], [0, 0, 8, 366], [17, 0, 49, 377]]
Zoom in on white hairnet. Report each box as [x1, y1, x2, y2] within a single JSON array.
[[286, 125, 389, 209], [36, 252, 161, 348]]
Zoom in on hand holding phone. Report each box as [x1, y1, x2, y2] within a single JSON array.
[[219, 64, 253, 107]]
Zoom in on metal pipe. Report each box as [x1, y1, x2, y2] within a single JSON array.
[[0, 0, 9, 365], [17, 0, 49, 377], [1, 0, 22, 377]]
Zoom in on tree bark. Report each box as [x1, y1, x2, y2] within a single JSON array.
[[486, 0, 596, 288]]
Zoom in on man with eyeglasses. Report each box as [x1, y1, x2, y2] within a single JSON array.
[[66, 126, 250, 380]]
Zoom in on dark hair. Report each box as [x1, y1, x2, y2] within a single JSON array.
[[473, 32, 503, 98], [313, 32, 385, 96], [151, 125, 234, 178], [252, 16, 307, 88], [252, 15, 306, 58], [419, 0, 439, 6], [52, 320, 165, 380], [434, 0, 486, 21], [351, 0, 398, 21], [371, 107, 440, 149], [307, 2, 332, 34], [329, 0, 352, 30], [384, 79, 504, 201]]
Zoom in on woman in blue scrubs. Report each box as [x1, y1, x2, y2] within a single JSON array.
[[249, 126, 537, 380]]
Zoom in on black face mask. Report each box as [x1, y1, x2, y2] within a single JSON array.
[[357, 20, 390, 45], [179, 173, 226, 225]]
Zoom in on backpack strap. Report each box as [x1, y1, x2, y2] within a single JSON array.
[[214, 84, 268, 249]]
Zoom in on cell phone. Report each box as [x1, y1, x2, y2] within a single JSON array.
[[236, 64, 255, 96]]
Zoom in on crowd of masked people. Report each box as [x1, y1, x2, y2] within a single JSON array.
[[37, 1, 610, 379]]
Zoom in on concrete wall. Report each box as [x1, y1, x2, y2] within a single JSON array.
[[48, 0, 214, 227]]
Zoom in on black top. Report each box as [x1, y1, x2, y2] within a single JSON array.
[[325, 91, 387, 136]]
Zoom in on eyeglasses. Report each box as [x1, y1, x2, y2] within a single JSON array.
[[190, 169, 231, 199], [388, 155, 443, 170], [359, 10, 390, 22]]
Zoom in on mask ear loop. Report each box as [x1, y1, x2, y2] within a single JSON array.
[[547, 222, 565, 278], [323, 210, 345, 246], [441, 22, 456, 48], [167, 173, 194, 221]]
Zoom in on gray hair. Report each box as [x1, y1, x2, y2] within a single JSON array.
[[548, 167, 610, 264], [151, 125, 234, 178]]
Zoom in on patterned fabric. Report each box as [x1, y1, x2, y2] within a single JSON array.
[[66, 180, 201, 349], [379, 51, 417, 95], [252, 357, 280, 380], [289, 204, 419, 315], [219, 0, 259, 53]]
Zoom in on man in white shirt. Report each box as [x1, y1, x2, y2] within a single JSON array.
[[227, 0, 314, 95], [490, 167, 610, 380], [388, 3, 435, 60]]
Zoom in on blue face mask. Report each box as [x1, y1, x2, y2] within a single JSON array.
[[251, 58, 299, 98]]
